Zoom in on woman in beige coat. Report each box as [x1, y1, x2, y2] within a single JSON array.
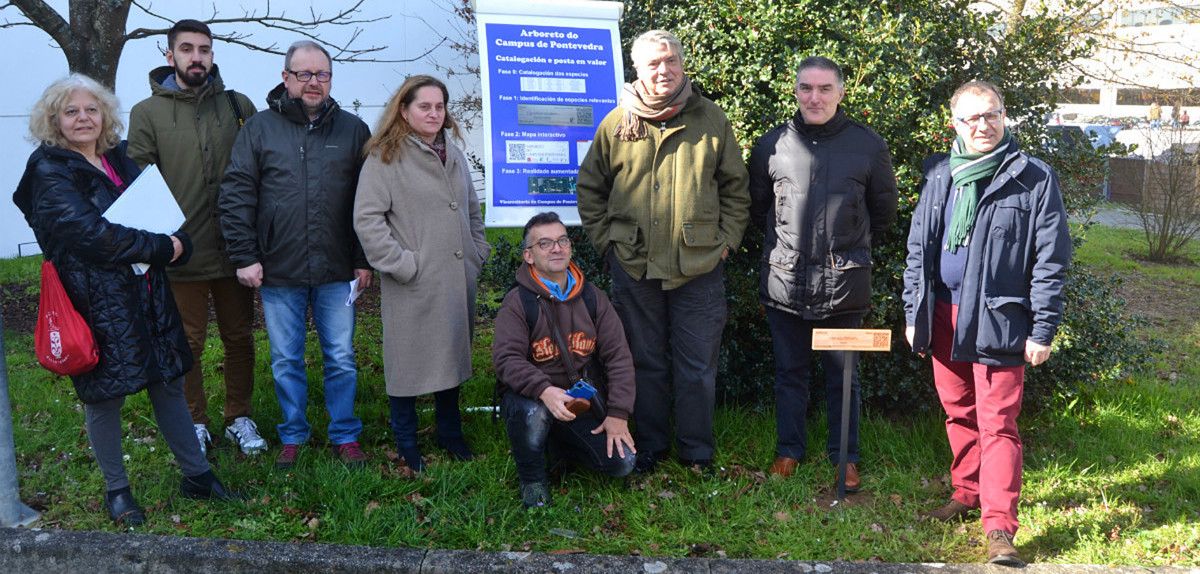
[[353, 75, 490, 472]]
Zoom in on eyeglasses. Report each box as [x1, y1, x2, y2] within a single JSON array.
[[954, 108, 1004, 127], [286, 69, 332, 83], [526, 237, 571, 251]]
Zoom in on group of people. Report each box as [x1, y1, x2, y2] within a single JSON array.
[[12, 20, 1071, 567], [14, 20, 486, 526], [1148, 101, 1191, 128]]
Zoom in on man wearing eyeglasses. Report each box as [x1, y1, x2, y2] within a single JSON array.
[[902, 80, 1071, 567], [492, 212, 637, 508], [748, 56, 897, 491], [219, 40, 373, 470], [577, 30, 750, 474]]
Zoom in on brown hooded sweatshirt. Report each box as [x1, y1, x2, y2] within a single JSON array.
[[492, 261, 636, 419]]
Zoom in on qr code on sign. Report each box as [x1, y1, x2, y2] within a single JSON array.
[[506, 142, 528, 163], [575, 107, 594, 125], [873, 332, 889, 349]]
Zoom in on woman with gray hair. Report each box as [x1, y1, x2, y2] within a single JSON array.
[[12, 73, 238, 526]]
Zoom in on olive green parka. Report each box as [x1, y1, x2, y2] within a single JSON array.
[[576, 92, 750, 290], [127, 64, 256, 281]]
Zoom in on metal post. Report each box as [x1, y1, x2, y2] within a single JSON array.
[[0, 310, 40, 526], [835, 350, 857, 502]]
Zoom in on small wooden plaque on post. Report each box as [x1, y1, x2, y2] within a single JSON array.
[[811, 329, 892, 352], [812, 327, 892, 504]]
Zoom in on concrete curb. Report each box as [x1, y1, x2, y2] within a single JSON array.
[[0, 527, 1195, 573]]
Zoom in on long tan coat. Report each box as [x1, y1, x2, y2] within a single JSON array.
[[354, 135, 490, 397]]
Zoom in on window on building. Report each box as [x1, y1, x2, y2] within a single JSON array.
[[1058, 88, 1101, 104], [1117, 88, 1200, 106], [1119, 4, 1200, 27]]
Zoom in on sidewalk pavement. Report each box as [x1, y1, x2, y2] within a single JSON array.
[[1, 527, 1196, 573], [1085, 205, 1143, 230]]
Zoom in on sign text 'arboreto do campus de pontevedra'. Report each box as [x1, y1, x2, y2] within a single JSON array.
[[475, 0, 624, 227]]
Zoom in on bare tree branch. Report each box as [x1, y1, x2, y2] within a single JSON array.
[[127, 0, 172, 25], [8, 0, 68, 47], [121, 0, 434, 63]]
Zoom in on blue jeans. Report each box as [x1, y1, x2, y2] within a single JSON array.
[[260, 281, 362, 445], [766, 307, 862, 462]]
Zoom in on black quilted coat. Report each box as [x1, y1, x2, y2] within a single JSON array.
[[748, 109, 898, 320], [13, 143, 194, 403]]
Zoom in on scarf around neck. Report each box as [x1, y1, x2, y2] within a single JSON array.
[[945, 129, 1015, 253], [614, 76, 693, 142]]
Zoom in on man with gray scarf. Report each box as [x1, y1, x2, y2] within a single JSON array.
[[577, 29, 750, 473]]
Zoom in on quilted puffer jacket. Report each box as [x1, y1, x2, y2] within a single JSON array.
[[748, 108, 898, 320], [13, 143, 194, 403]]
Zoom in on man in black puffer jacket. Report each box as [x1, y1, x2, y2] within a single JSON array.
[[218, 41, 372, 469], [748, 57, 897, 490]]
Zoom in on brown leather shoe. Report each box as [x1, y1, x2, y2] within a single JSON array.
[[843, 462, 861, 492], [986, 530, 1025, 567], [921, 499, 974, 522], [769, 456, 798, 477]]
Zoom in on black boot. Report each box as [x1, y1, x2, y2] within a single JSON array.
[[180, 470, 242, 501], [389, 396, 425, 472], [434, 387, 474, 461], [105, 487, 145, 526]]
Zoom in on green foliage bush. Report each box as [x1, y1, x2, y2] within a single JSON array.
[[478, 0, 1152, 412]]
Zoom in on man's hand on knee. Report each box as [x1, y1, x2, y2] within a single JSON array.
[[592, 416, 636, 459]]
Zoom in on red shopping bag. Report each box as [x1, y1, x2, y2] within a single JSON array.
[[34, 260, 98, 376]]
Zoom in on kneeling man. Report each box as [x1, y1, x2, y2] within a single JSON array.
[[493, 212, 637, 508]]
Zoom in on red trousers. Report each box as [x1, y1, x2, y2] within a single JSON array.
[[931, 300, 1025, 535]]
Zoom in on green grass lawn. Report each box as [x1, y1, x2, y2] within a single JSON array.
[[1, 228, 1198, 564]]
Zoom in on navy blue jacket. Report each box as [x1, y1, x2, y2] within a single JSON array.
[[902, 148, 1071, 366], [14, 143, 194, 402]]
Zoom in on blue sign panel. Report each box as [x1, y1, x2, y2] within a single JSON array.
[[485, 23, 618, 207]]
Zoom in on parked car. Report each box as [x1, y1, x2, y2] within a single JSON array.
[[1044, 124, 1120, 150]]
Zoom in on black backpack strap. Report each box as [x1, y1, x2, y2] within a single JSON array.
[[494, 285, 540, 423], [519, 285, 540, 333], [225, 90, 245, 128], [581, 281, 598, 322]]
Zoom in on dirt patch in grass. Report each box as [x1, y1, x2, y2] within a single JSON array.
[[1116, 270, 1200, 337], [0, 280, 37, 334]]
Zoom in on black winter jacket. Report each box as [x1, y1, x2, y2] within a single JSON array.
[[749, 109, 898, 319], [902, 148, 1071, 366], [13, 143, 194, 403], [218, 84, 370, 286]]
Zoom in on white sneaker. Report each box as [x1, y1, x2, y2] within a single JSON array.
[[193, 424, 212, 457], [225, 416, 268, 455]]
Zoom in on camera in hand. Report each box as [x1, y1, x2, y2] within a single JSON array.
[[566, 379, 596, 400], [565, 379, 595, 415]]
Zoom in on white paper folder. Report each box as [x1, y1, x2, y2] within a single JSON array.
[[101, 164, 185, 274]]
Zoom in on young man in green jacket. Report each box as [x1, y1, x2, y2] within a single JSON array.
[[127, 19, 266, 457]]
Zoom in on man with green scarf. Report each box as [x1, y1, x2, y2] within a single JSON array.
[[902, 80, 1071, 566]]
